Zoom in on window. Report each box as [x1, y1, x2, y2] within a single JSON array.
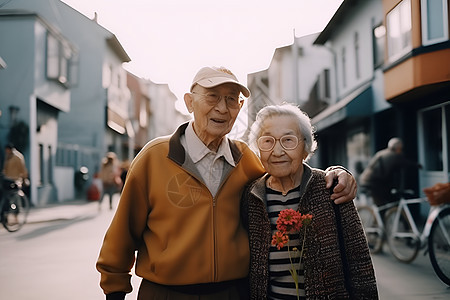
[[387, 0, 412, 62], [346, 130, 370, 183], [103, 64, 112, 88], [46, 34, 59, 79], [420, 102, 450, 175], [48, 145, 53, 184], [373, 23, 386, 68], [422, 107, 442, 171], [38, 144, 44, 185], [323, 69, 330, 99], [46, 32, 75, 87], [421, 0, 449, 45], [354, 32, 360, 79], [341, 47, 347, 88]]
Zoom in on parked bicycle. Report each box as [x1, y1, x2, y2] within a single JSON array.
[[0, 177, 30, 232], [356, 192, 398, 254], [357, 188, 450, 286]]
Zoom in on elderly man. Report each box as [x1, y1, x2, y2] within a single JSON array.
[[360, 137, 421, 206], [96, 66, 357, 300]]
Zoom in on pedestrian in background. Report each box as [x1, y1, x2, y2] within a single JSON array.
[[99, 152, 122, 210], [242, 103, 377, 299], [360, 137, 422, 207], [96, 66, 357, 300], [1, 143, 29, 202], [2, 143, 28, 183]]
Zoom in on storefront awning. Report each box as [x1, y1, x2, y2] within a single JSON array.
[[107, 107, 126, 134], [312, 82, 373, 131]]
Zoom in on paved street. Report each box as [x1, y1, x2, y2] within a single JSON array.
[[0, 197, 140, 299], [1, 198, 449, 299], [372, 245, 450, 299]]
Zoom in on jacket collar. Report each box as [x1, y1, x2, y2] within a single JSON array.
[[168, 122, 243, 166]]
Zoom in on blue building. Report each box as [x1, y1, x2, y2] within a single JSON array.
[[0, 0, 131, 205]]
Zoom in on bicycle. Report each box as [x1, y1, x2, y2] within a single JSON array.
[[356, 193, 398, 254], [358, 188, 450, 285], [0, 177, 30, 232], [384, 189, 450, 285]]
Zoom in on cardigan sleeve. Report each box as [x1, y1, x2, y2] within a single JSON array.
[[338, 201, 379, 298]]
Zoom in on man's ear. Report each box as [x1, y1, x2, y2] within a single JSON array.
[[184, 93, 193, 113]]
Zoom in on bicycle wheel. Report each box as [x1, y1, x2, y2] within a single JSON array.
[[358, 205, 384, 253], [1, 191, 30, 232], [384, 206, 420, 263], [428, 207, 450, 286]]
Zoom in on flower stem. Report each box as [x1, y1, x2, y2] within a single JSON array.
[[299, 225, 307, 269], [288, 242, 300, 300]]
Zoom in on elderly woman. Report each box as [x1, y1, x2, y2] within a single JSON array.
[[242, 103, 378, 299]]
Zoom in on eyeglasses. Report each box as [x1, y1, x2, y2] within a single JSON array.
[[257, 135, 300, 151], [191, 92, 242, 109]]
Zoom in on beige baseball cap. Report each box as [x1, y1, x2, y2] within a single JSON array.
[[190, 66, 251, 97]]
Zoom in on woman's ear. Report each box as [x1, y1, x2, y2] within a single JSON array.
[[303, 151, 309, 160], [184, 93, 194, 113]]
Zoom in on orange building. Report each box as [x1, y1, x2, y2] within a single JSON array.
[[382, 0, 449, 190]]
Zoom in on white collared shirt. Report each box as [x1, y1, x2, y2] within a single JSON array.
[[181, 122, 236, 197]]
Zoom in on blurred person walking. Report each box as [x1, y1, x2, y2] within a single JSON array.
[[99, 152, 122, 210]]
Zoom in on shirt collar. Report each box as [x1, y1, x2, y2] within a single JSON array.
[[185, 121, 236, 167]]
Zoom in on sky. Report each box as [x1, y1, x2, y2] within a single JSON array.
[[61, 0, 343, 102]]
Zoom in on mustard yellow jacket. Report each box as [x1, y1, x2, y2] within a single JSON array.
[[96, 123, 265, 294], [2, 149, 28, 181]]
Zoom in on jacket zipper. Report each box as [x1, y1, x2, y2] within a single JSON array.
[[213, 195, 218, 281], [211, 169, 235, 281]]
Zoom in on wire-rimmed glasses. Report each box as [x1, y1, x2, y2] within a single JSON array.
[[191, 92, 242, 109], [257, 135, 299, 151]]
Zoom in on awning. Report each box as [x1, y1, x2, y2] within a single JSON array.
[[107, 107, 126, 134], [312, 82, 373, 131]]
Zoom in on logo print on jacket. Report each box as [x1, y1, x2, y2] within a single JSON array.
[[167, 173, 203, 208]]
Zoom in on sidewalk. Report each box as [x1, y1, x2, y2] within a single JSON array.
[[26, 199, 100, 224]]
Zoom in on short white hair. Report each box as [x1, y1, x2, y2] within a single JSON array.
[[248, 103, 317, 161]]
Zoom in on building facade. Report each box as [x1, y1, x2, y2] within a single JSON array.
[[246, 0, 450, 197], [246, 33, 333, 140], [382, 0, 450, 191], [1, 0, 132, 204], [311, 0, 388, 184], [0, 11, 77, 205]]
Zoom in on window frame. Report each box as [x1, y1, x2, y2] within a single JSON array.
[[386, 0, 412, 62], [45, 31, 74, 87], [354, 32, 361, 79], [420, 0, 449, 46], [341, 46, 347, 89], [372, 23, 386, 69]]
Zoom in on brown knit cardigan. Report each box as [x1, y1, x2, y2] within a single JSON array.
[[241, 165, 378, 299]]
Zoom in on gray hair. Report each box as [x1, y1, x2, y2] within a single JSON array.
[[248, 103, 317, 161]]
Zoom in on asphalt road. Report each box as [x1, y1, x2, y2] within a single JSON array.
[[1, 198, 449, 299]]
